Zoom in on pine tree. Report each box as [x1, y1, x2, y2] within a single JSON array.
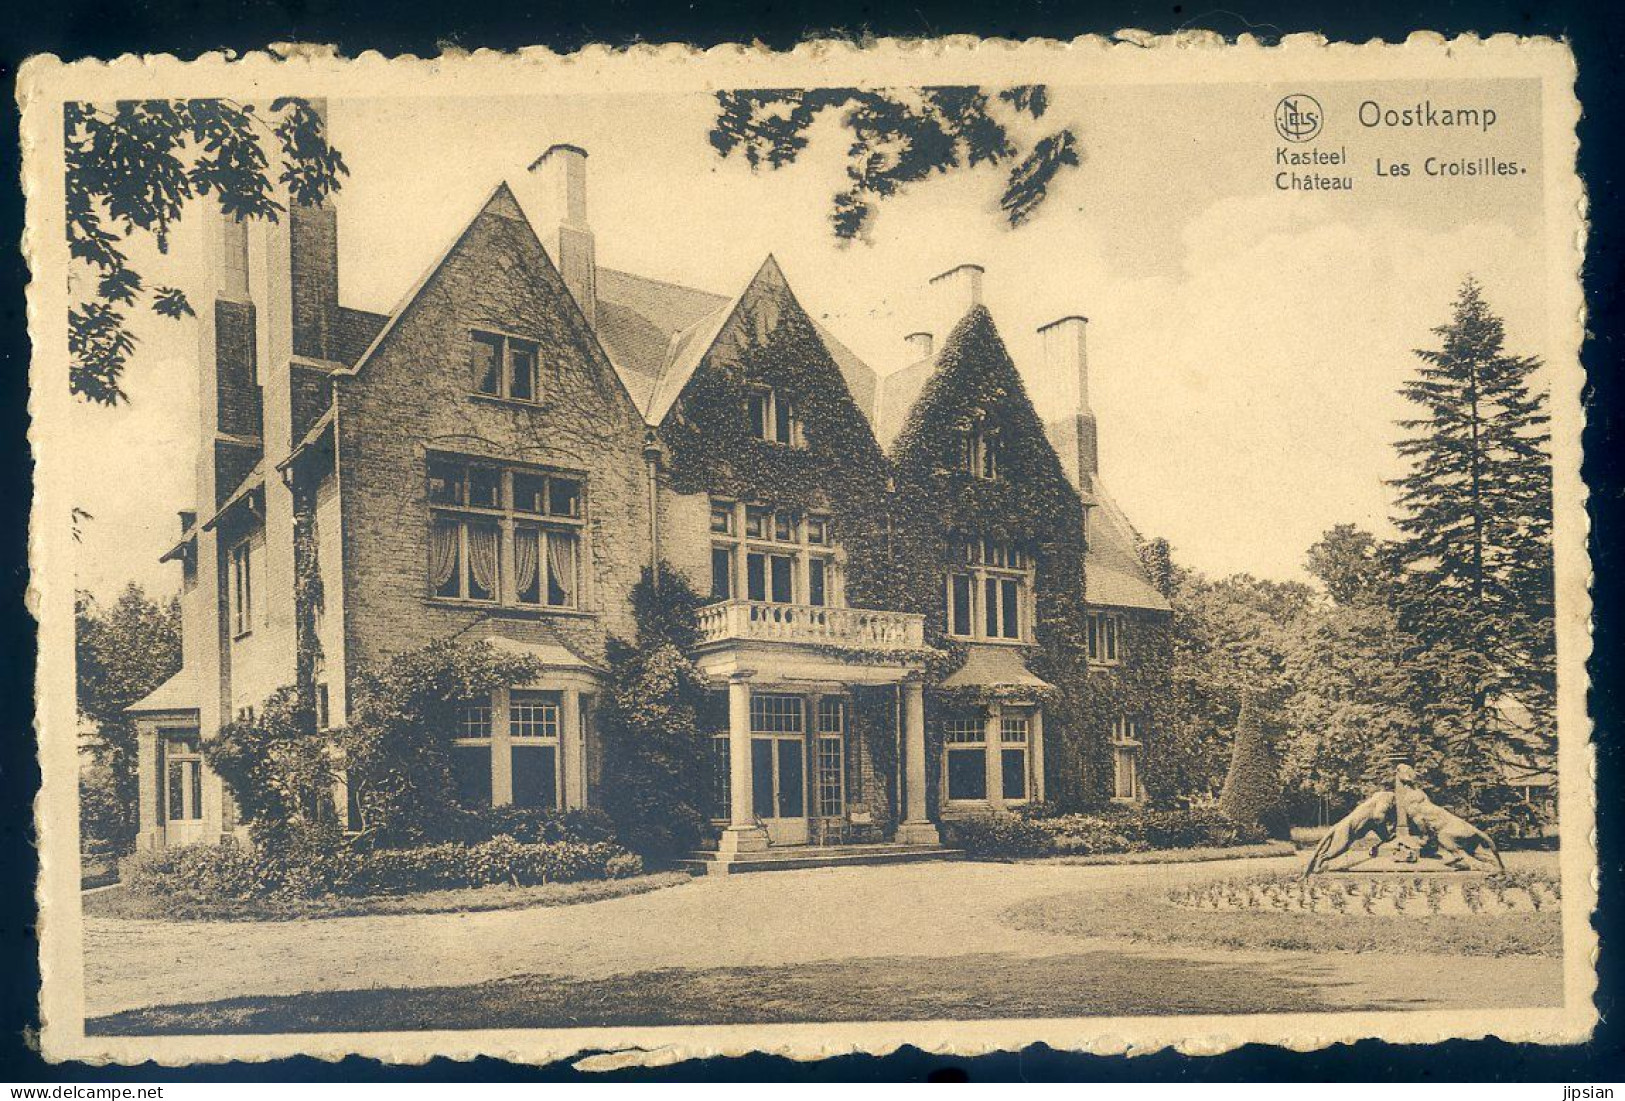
[[1388, 278, 1553, 819], [1219, 698, 1289, 838]]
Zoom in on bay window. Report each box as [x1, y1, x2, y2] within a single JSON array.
[[945, 537, 1032, 642], [1000, 714, 1030, 802], [162, 734, 203, 823], [708, 498, 840, 606], [452, 689, 570, 810], [943, 718, 986, 802], [428, 456, 584, 610]]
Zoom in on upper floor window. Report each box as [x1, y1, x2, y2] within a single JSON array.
[[1087, 612, 1124, 665], [945, 537, 1032, 642], [960, 424, 1001, 480], [709, 498, 839, 607], [470, 331, 541, 403], [229, 539, 253, 638], [747, 387, 801, 446], [428, 456, 584, 609]]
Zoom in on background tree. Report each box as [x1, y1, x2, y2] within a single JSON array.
[[709, 86, 1079, 240], [1219, 697, 1289, 839], [599, 565, 714, 864], [1388, 277, 1553, 822], [66, 97, 347, 404], [1157, 567, 1315, 802], [75, 584, 181, 850]]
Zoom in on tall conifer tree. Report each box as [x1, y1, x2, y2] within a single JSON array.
[[1388, 278, 1553, 817]]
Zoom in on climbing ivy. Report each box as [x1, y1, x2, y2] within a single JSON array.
[[660, 269, 899, 612]]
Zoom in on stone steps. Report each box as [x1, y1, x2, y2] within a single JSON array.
[[681, 843, 963, 876]]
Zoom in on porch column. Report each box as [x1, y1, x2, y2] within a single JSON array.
[[561, 687, 584, 809], [719, 673, 768, 853], [804, 690, 823, 844], [984, 701, 1007, 811], [895, 677, 940, 845], [135, 726, 161, 850], [1031, 706, 1046, 803], [491, 688, 513, 806]]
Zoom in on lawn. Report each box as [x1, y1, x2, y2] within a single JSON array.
[[86, 948, 1348, 1035], [1022, 841, 1298, 867], [83, 871, 691, 923]]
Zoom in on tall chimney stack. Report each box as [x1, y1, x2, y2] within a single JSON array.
[[288, 98, 340, 362], [1037, 315, 1098, 491], [529, 144, 597, 329], [929, 263, 984, 326], [904, 331, 934, 361]]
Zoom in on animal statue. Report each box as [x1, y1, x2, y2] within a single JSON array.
[[1304, 765, 1505, 875]]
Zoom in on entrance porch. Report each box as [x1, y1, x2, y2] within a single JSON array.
[[691, 599, 943, 871]]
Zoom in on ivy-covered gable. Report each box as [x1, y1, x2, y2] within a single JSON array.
[[659, 257, 896, 608], [890, 306, 1088, 648]]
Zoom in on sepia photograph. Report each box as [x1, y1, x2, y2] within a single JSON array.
[[18, 36, 1594, 1067]]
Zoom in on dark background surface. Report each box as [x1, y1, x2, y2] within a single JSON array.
[[1, 0, 1620, 1082]]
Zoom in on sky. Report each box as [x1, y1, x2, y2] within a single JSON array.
[[70, 78, 1550, 603]]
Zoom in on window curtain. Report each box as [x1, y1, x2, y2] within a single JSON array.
[[468, 523, 500, 596], [514, 527, 540, 602], [429, 521, 459, 591], [546, 532, 576, 606]]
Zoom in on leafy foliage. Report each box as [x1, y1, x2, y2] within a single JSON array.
[[1219, 699, 1289, 838], [708, 86, 1079, 239], [65, 97, 347, 404], [75, 584, 182, 850], [599, 565, 715, 863], [339, 640, 542, 847], [204, 686, 339, 846], [661, 263, 896, 610]]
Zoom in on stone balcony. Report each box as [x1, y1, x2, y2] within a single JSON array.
[[695, 600, 926, 652]]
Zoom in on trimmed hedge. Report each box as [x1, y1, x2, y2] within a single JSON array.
[[944, 805, 1267, 859], [122, 834, 643, 903]]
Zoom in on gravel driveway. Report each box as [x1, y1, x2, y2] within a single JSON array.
[[83, 854, 1562, 1020]]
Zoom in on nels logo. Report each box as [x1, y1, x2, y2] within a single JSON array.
[[1274, 94, 1323, 143]]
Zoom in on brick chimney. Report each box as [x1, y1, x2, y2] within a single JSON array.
[[288, 99, 340, 362], [929, 263, 984, 324], [905, 331, 934, 361], [528, 144, 597, 329], [1037, 315, 1098, 491]]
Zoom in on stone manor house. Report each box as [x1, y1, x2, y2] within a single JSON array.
[[128, 136, 1171, 867]]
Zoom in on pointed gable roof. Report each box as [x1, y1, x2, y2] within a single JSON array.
[[1084, 478, 1171, 612], [639, 255, 881, 428]]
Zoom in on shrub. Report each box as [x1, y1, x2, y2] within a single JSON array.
[[455, 805, 618, 846], [125, 834, 642, 903], [942, 814, 1051, 858], [947, 805, 1271, 859], [1219, 700, 1290, 839]]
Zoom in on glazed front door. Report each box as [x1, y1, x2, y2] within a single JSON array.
[[751, 736, 808, 845]]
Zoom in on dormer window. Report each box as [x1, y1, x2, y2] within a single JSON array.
[[748, 387, 801, 446], [470, 331, 541, 403], [960, 424, 1001, 480]]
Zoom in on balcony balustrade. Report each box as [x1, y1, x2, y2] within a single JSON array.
[[695, 600, 925, 651]]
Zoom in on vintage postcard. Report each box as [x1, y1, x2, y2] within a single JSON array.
[[20, 35, 1592, 1066]]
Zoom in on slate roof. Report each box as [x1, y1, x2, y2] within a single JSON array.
[[1083, 475, 1171, 612], [126, 668, 197, 715], [873, 353, 937, 450], [940, 644, 1054, 694], [595, 268, 731, 413]]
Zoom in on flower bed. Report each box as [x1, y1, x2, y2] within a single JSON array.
[[1169, 870, 1560, 918]]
